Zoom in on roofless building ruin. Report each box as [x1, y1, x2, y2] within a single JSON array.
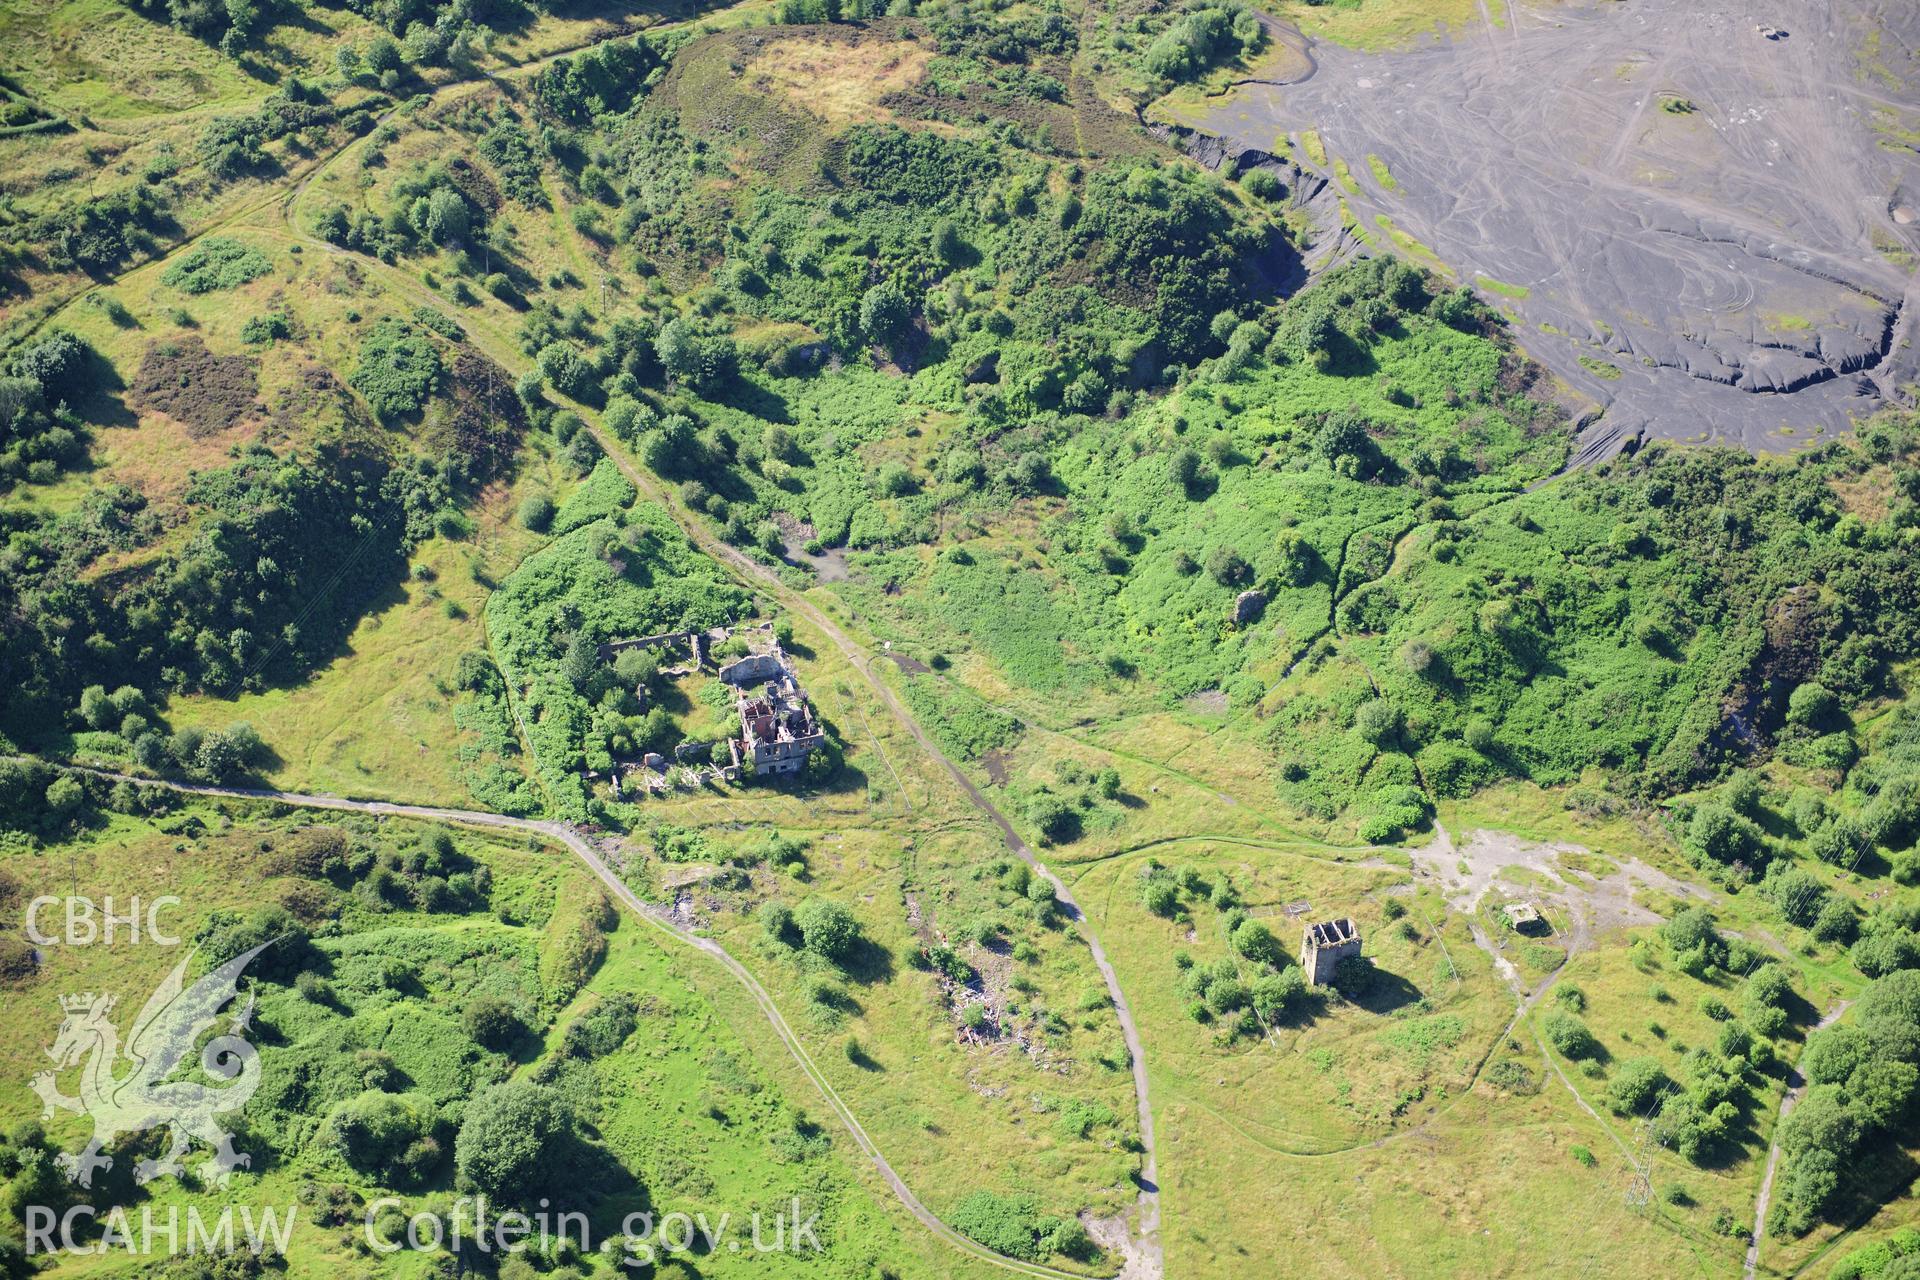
[[1300, 917, 1361, 986]]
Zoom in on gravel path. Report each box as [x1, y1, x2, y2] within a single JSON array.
[[1186, 0, 1920, 456]]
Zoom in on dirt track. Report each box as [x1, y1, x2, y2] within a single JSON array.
[[1190, 0, 1920, 456]]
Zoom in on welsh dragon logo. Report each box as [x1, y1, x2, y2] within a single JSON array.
[[31, 943, 268, 1189]]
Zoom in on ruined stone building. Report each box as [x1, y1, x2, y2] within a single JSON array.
[[1300, 917, 1361, 986], [722, 644, 825, 777]]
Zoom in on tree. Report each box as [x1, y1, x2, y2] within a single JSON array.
[[655, 318, 702, 384], [1606, 1057, 1668, 1115], [193, 723, 261, 781], [760, 900, 796, 945], [463, 996, 524, 1050], [78, 684, 114, 730], [1686, 804, 1762, 867], [1273, 528, 1314, 586], [1142, 877, 1179, 917], [538, 342, 596, 401], [612, 647, 658, 688], [1786, 682, 1839, 732], [1169, 447, 1203, 492], [414, 188, 471, 246], [1542, 1009, 1596, 1058], [455, 1080, 574, 1202], [560, 634, 598, 692], [1353, 699, 1402, 746], [1250, 966, 1306, 1018], [330, 1091, 436, 1179], [794, 898, 860, 962], [1205, 545, 1251, 586], [859, 281, 911, 346], [1025, 793, 1079, 844], [932, 218, 966, 264], [1230, 919, 1285, 968], [1744, 963, 1794, 1037], [877, 463, 915, 497], [519, 493, 555, 531], [363, 35, 403, 75], [45, 776, 84, 814], [13, 332, 89, 399]]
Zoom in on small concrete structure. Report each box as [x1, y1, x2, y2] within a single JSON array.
[[1300, 917, 1361, 986], [1503, 900, 1542, 932]]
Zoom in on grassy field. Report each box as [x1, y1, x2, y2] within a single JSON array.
[[0, 802, 1013, 1278], [1269, 0, 1488, 51]]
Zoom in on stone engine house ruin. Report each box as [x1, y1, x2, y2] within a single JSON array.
[[1300, 917, 1361, 986]]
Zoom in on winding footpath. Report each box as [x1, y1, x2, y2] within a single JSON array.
[[22, 760, 1095, 1280]]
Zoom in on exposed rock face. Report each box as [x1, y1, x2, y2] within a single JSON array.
[[1234, 590, 1268, 625]]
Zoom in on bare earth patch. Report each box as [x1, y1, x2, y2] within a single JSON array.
[[744, 31, 932, 126], [130, 336, 260, 437]]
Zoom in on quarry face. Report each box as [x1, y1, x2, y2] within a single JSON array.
[[1194, 0, 1920, 457]]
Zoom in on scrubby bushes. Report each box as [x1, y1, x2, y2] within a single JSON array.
[[1140, 3, 1264, 84], [162, 237, 271, 294], [454, 1080, 578, 1204], [949, 1190, 1096, 1263], [351, 318, 446, 421]]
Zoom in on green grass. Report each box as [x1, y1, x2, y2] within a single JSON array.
[[1474, 274, 1532, 300], [0, 803, 1005, 1278]]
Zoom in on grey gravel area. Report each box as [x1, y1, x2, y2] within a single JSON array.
[[1183, 0, 1920, 457]]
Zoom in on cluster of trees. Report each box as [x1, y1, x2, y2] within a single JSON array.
[[24, 186, 167, 275], [1580, 912, 1793, 1161], [1, 442, 419, 746], [949, 1189, 1096, 1265], [76, 682, 267, 783], [1140, 3, 1265, 84], [762, 896, 866, 967], [1020, 760, 1121, 846], [197, 77, 344, 179], [534, 38, 665, 124], [1, 332, 93, 485], [1774, 970, 1920, 1235], [1143, 860, 1310, 1035]]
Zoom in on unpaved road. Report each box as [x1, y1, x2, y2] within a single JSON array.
[[1745, 1000, 1852, 1280], [19, 760, 1097, 1280], [1186, 0, 1920, 456]]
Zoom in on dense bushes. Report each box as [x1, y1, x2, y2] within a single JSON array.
[[351, 318, 447, 420], [161, 237, 272, 294], [1141, 3, 1264, 83], [1772, 970, 1920, 1235], [949, 1190, 1095, 1263], [1, 442, 415, 740], [1, 333, 94, 485], [482, 502, 747, 820], [454, 1080, 579, 1204]]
